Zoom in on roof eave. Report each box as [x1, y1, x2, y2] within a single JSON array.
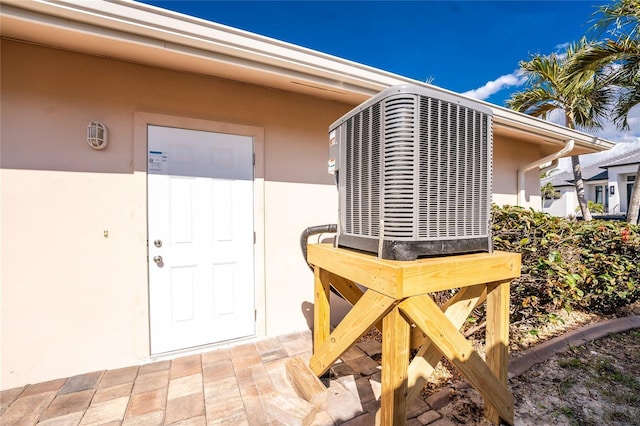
[[0, 0, 616, 154]]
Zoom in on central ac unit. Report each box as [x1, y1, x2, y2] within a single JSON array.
[[328, 84, 493, 260]]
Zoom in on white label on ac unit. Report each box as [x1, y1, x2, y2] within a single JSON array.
[[328, 158, 336, 174], [329, 130, 336, 146]]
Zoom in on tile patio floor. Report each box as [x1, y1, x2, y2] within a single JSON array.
[[0, 331, 449, 426]]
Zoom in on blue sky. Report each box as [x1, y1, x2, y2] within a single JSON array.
[[143, 0, 638, 143]]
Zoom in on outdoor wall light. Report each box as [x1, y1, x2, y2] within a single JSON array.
[[610, 186, 615, 195], [87, 121, 108, 150]]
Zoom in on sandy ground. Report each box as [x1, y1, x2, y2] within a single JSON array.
[[431, 301, 640, 425]]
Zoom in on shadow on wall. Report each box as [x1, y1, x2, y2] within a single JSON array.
[[300, 295, 355, 333]]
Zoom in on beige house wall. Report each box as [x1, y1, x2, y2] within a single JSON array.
[[2, 39, 543, 389]]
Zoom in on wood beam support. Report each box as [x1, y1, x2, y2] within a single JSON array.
[[405, 284, 487, 405], [310, 287, 396, 376], [399, 295, 514, 425]]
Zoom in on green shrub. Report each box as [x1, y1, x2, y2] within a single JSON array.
[[492, 205, 640, 322]]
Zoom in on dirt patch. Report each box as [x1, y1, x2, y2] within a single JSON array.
[[359, 301, 640, 425], [434, 301, 640, 425], [437, 328, 640, 425]]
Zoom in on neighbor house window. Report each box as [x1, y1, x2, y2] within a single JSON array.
[[595, 185, 609, 212]]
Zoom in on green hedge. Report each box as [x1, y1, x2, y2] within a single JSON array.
[[492, 205, 640, 322]]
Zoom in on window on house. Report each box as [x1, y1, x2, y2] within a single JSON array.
[[627, 175, 635, 210], [595, 185, 609, 212]]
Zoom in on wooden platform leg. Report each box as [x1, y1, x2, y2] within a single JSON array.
[[485, 280, 512, 425], [313, 267, 331, 352], [380, 306, 410, 426]]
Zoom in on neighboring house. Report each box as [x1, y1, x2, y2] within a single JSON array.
[[0, 0, 614, 390], [542, 145, 640, 218]]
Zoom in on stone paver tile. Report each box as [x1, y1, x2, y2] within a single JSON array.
[[122, 410, 164, 426], [310, 410, 335, 426], [207, 412, 249, 426], [164, 392, 205, 425], [325, 380, 363, 423], [167, 373, 203, 400], [426, 389, 451, 410], [170, 354, 202, 379], [330, 362, 356, 378], [1, 386, 26, 414], [204, 388, 245, 421], [92, 382, 133, 405], [417, 409, 442, 425], [234, 364, 268, 390], [280, 339, 311, 357], [238, 387, 266, 426], [203, 359, 235, 383], [35, 410, 84, 426], [339, 346, 367, 362], [0, 391, 56, 425], [255, 337, 284, 354], [407, 418, 422, 426], [336, 375, 360, 400], [255, 373, 276, 397], [125, 387, 167, 418], [363, 399, 380, 417], [99, 366, 139, 389], [59, 371, 104, 395], [131, 370, 169, 395], [201, 348, 230, 366], [429, 417, 456, 426], [22, 379, 66, 397], [353, 377, 376, 405], [355, 339, 382, 357], [169, 415, 206, 426], [79, 396, 129, 425], [229, 343, 258, 359], [345, 356, 380, 376], [203, 377, 239, 399], [368, 373, 381, 401], [407, 397, 429, 419], [260, 349, 289, 364], [138, 360, 170, 376], [231, 354, 262, 370], [340, 412, 375, 425], [40, 389, 94, 421]]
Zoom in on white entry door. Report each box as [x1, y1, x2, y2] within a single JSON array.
[[148, 125, 255, 354]]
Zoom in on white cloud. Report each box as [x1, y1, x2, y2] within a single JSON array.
[[578, 104, 640, 143], [462, 71, 525, 101]]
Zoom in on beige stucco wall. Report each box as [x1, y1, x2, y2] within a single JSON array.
[[0, 40, 349, 389], [1, 39, 545, 389]]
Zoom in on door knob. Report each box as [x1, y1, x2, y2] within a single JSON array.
[[153, 255, 164, 267]]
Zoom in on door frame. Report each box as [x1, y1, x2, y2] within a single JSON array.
[[134, 112, 266, 354]]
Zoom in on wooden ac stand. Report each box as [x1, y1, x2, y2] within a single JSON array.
[[306, 244, 521, 426]]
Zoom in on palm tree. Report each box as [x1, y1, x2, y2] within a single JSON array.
[[570, 0, 640, 223], [507, 38, 613, 221]]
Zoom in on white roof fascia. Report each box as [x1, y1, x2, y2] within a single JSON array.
[[1, 0, 616, 152]]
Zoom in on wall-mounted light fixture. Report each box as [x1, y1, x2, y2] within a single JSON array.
[[610, 186, 615, 195], [87, 122, 108, 150]]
